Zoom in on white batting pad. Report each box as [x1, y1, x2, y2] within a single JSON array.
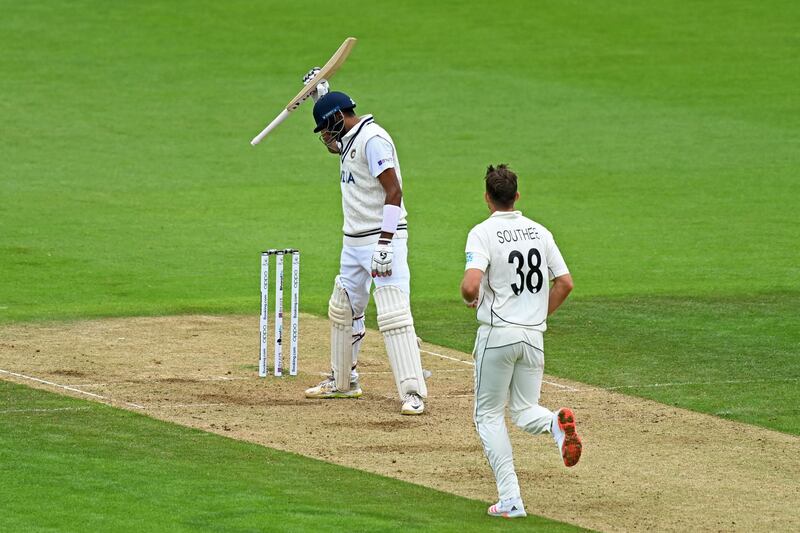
[[328, 277, 353, 390], [374, 286, 428, 398]]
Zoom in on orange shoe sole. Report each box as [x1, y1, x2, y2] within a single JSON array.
[[558, 408, 582, 467]]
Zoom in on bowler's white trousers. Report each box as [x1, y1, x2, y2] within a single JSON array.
[[473, 325, 555, 500]]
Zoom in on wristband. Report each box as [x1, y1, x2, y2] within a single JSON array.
[[381, 204, 401, 235]]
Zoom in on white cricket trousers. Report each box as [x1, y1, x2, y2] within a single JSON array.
[[473, 325, 554, 500], [338, 238, 410, 316], [337, 238, 411, 379]]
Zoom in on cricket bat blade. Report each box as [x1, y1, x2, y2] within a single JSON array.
[[251, 109, 290, 145], [249, 37, 357, 146]]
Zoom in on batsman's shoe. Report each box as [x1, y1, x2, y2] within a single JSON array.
[[554, 407, 582, 467], [401, 393, 424, 415], [304, 376, 362, 399], [487, 497, 527, 518]]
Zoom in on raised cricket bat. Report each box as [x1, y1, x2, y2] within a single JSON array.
[[250, 37, 358, 146]]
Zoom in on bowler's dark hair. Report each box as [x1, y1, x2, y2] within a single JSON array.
[[485, 164, 518, 208]]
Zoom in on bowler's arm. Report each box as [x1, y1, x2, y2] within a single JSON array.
[[548, 274, 574, 315], [461, 269, 483, 308]]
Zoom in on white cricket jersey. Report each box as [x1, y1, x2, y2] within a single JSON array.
[[465, 210, 569, 331], [339, 115, 408, 246]]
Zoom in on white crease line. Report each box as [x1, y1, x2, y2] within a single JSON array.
[[149, 403, 227, 408], [421, 348, 474, 366], [0, 407, 92, 414], [421, 345, 793, 393], [421, 348, 578, 390], [359, 368, 472, 375], [565, 377, 800, 393], [0, 369, 145, 409], [543, 380, 579, 391]]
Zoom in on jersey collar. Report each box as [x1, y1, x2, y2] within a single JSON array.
[[339, 115, 374, 163], [341, 114, 374, 142], [490, 210, 521, 218]]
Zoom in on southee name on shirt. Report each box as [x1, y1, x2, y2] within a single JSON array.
[[496, 227, 540, 244]]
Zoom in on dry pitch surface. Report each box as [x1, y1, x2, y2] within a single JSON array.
[[1, 315, 798, 532]]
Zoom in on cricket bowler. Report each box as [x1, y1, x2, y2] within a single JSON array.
[[461, 164, 582, 517]]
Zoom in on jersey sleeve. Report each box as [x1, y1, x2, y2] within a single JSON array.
[[465, 227, 490, 272], [365, 136, 396, 178], [545, 232, 569, 280]]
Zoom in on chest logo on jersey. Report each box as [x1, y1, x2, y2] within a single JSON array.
[[350, 149, 356, 159], [341, 171, 355, 184]]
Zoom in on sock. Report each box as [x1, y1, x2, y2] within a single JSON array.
[[551, 411, 563, 444]]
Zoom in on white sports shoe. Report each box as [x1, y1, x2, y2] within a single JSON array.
[[304, 375, 362, 399], [487, 496, 527, 518], [401, 393, 424, 415]]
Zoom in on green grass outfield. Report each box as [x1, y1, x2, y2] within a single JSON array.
[[0, 381, 583, 532], [1, 0, 798, 529]]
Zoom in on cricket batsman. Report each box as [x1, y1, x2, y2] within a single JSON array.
[[301, 68, 428, 415]]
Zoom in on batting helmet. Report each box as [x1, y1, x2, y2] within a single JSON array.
[[313, 91, 356, 133]]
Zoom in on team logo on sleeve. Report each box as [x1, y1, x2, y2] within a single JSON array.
[[465, 252, 474, 265]]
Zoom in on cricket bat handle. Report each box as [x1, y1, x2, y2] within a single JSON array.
[[251, 109, 291, 145]]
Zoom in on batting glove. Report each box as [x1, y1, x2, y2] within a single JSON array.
[[371, 241, 393, 278], [302, 67, 329, 102]]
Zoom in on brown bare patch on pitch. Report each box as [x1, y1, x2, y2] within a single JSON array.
[[51, 369, 87, 377], [1, 314, 798, 532]]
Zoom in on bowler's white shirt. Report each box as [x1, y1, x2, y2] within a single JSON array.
[[465, 210, 569, 331]]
